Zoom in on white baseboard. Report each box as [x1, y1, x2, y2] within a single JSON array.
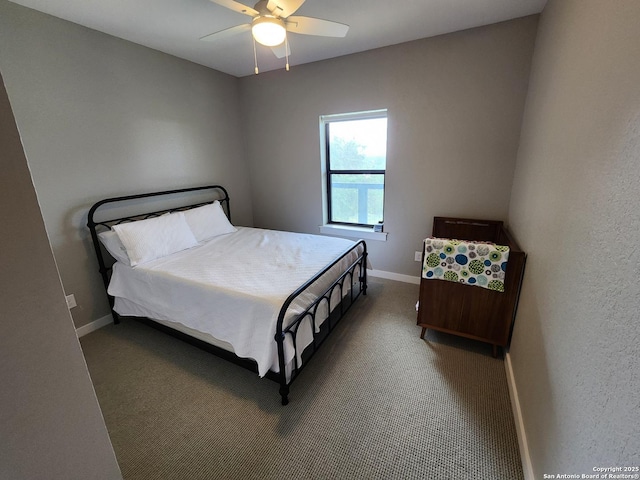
[[76, 314, 113, 338], [505, 352, 534, 480], [368, 269, 421, 285]]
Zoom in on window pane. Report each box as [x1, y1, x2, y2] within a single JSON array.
[[330, 174, 384, 225], [329, 118, 387, 170]]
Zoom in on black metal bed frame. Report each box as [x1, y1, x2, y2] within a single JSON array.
[[87, 185, 368, 405]]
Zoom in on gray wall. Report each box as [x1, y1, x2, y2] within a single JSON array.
[[0, 71, 121, 479], [0, 0, 253, 329], [508, 0, 640, 475], [0, 1, 538, 325], [238, 16, 538, 277], [6, 0, 638, 473]]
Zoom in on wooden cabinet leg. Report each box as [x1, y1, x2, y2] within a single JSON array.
[[420, 327, 427, 339], [492, 344, 498, 358]]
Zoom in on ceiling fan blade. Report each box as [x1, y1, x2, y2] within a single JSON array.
[[286, 16, 349, 37], [271, 42, 291, 59], [200, 23, 251, 42], [210, 0, 258, 17], [266, 0, 305, 18]]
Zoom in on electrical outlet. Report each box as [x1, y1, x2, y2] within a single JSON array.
[[414, 251, 422, 262], [66, 294, 77, 309]]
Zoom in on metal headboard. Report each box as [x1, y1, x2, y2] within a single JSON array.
[[87, 185, 230, 322]]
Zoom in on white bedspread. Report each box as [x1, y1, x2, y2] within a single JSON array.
[[108, 227, 364, 377]]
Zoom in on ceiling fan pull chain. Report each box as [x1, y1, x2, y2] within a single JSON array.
[[253, 36, 259, 74], [285, 33, 290, 71]]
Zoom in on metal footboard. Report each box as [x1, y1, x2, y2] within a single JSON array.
[[274, 240, 368, 405]]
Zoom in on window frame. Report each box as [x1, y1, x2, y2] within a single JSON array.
[[321, 110, 388, 229]]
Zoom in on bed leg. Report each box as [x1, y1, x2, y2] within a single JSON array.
[[111, 310, 120, 325], [279, 385, 290, 406], [360, 248, 368, 296], [360, 272, 367, 296]]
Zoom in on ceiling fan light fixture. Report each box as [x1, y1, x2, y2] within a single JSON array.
[[252, 16, 286, 47]]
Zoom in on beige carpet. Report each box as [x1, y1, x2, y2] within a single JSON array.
[[80, 278, 524, 479]]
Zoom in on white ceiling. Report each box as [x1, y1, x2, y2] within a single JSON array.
[[9, 0, 547, 78]]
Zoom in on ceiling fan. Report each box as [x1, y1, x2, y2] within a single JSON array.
[[200, 0, 349, 73]]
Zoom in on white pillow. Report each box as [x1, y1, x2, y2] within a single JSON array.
[[182, 200, 237, 243], [97, 230, 131, 266], [113, 212, 199, 266]]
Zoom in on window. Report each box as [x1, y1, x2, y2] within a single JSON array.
[[321, 110, 387, 228]]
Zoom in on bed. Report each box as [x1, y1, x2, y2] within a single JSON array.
[[416, 217, 526, 356], [87, 185, 368, 405]]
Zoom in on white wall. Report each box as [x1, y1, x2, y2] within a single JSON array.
[[508, 0, 640, 474], [0, 71, 121, 479], [0, 0, 253, 329], [238, 16, 538, 277]]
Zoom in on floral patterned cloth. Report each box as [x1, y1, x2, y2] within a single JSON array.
[[422, 237, 510, 292]]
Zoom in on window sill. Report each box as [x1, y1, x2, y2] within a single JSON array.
[[319, 224, 388, 242]]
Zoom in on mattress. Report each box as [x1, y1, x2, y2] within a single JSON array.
[[108, 227, 364, 377]]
